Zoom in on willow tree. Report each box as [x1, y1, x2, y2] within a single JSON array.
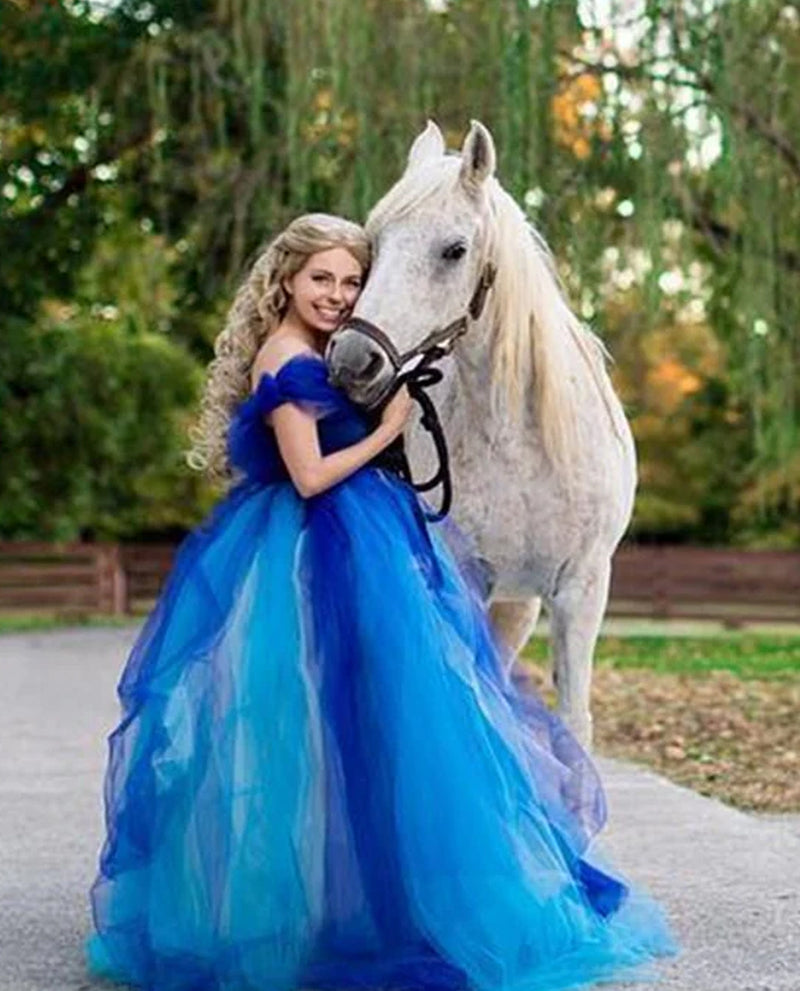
[[2, 0, 798, 541], [265, 0, 799, 537]]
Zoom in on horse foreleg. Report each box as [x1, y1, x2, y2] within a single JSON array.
[[547, 562, 611, 752], [488, 596, 542, 673]]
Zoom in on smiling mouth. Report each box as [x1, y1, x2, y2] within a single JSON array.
[[314, 305, 344, 320]]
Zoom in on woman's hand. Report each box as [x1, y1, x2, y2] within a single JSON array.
[[379, 384, 414, 439]]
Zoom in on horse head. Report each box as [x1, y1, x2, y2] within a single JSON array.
[[326, 119, 497, 409]]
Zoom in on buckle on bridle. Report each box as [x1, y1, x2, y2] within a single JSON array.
[[468, 262, 497, 321]]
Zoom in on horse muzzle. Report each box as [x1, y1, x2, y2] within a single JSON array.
[[325, 322, 400, 409]]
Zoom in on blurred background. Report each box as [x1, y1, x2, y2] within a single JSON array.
[[2, 0, 798, 550], [2, 0, 800, 849]]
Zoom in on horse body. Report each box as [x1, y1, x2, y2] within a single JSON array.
[[405, 333, 636, 598], [327, 120, 636, 748]]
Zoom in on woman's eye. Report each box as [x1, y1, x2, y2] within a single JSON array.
[[442, 242, 467, 261]]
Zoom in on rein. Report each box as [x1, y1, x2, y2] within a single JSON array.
[[345, 262, 496, 522]]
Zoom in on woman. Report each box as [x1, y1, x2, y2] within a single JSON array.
[[85, 213, 679, 991]]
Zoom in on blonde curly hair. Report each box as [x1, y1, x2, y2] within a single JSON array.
[[184, 213, 371, 484]]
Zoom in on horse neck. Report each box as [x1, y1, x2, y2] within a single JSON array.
[[449, 306, 599, 454], [446, 312, 513, 446]]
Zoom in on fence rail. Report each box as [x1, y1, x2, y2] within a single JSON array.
[[607, 545, 800, 623], [0, 540, 798, 625], [0, 541, 127, 615]]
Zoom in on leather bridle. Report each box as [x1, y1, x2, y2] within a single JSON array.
[[339, 262, 497, 522], [341, 262, 497, 380]]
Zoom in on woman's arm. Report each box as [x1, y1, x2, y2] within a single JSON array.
[[270, 391, 410, 499]]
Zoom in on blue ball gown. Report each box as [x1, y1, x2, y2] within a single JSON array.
[[85, 352, 679, 991]]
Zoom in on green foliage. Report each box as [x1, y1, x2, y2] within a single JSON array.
[[0, 301, 207, 540], [1, 0, 798, 543]]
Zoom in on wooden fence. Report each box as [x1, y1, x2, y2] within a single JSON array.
[[0, 540, 798, 625], [606, 545, 800, 624], [0, 541, 128, 616]]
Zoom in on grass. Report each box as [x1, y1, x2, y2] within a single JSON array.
[[0, 611, 141, 634], [523, 632, 800, 680]]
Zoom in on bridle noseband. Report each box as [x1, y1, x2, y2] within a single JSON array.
[[339, 262, 497, 522]]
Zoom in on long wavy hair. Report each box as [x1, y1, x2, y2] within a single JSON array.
[[184, 213, 371, 484]]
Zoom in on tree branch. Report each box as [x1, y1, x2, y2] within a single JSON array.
[[7, 123, 154, 222], [557, 47, 800, 181]]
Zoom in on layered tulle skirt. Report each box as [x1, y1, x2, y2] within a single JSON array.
[[85, 468, 679, 991]]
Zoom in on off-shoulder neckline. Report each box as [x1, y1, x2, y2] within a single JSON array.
[[249, 351, 327, 395]]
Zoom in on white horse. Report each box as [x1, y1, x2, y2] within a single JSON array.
[[327, 120, 636, 749]]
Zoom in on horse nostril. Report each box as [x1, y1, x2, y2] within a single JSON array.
[[327, 328, 386, 391], [363, 352, 383, 380]]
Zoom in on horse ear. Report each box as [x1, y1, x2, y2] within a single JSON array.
[[459, 120, 496, 194], [406, 119, 446, 171]]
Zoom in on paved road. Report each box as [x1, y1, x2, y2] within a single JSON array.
[[1, 626, 798, 991]]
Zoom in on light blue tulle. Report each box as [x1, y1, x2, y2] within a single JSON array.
[[86, 353, 679, 991]]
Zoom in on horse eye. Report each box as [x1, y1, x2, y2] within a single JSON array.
[[441, 241, 467, 261]]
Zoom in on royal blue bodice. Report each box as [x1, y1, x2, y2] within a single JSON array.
[[226, 352, 374, 485]]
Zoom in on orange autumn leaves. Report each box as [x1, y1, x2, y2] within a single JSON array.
[[552, 71, 610, 160], [614, 321, 721, 421], [648, 355, 703, 410]]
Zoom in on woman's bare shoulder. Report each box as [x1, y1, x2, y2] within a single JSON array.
[[250, 336, 319, 390]]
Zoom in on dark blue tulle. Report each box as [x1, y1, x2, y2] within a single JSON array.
[[86, 353, 679, 991]]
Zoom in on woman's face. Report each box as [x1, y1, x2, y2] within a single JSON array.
[[283, 246, 364, 335]]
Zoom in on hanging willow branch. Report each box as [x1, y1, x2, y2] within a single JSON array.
[[4, 0, 797, 499]]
